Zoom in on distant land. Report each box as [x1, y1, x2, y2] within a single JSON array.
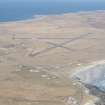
[[1, 1, 105, 105], [0, 10, 105, 105]]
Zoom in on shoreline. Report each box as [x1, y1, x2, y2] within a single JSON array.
[[0, 10, 105, 24]]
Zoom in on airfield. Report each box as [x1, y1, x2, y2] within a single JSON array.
[[0, 11, 105, 105]]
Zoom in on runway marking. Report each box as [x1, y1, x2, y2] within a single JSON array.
[[29, 33, 90, 57]]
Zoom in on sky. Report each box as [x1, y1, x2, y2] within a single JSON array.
[[0, 0, 105, 3], [0, 0, 105, 1]]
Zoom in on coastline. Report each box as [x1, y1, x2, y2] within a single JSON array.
[[0, 10, 105, 24]]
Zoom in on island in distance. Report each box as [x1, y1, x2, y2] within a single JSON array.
[[0, 11, 105, 105]]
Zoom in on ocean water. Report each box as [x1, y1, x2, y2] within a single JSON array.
[[0, 1, 105, 22]]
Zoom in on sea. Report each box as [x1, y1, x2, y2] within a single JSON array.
[[0, 0, 105, 22]]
